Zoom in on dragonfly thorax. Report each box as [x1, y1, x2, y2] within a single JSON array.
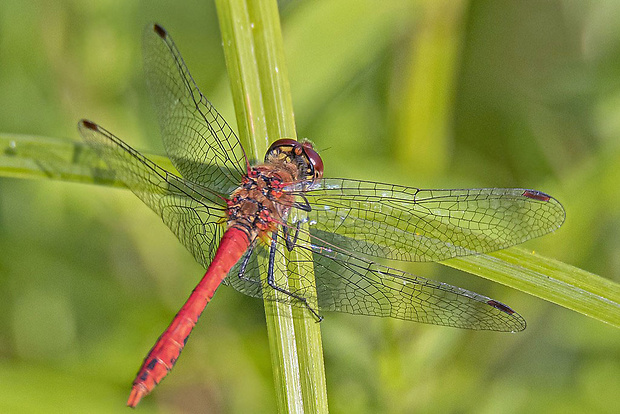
[[226, 165, 296, 239]]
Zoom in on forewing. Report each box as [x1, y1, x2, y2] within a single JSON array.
[[142, 24, 247, 193], [294, 178, 565, 262], [78, 120, 228, 268]]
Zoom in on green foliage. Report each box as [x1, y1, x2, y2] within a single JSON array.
[[0, 1, 619, 413]]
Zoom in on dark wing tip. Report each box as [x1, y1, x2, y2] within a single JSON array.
[[487, 300, 527, 332], [525, 189, 566, 228], [80, 119, 99, 131], [522, 189, 551, 202], [153, 23, 167, 39], [487, 299, 515, 315]]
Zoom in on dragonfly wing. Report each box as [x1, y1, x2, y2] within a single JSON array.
[[306, 232, 526, 331], [142, 24, 247, 193], [79, 120, 228, 268], [295, 178, 565, 262], [221, 226, 524, 332]]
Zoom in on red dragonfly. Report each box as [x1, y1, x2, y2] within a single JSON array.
[[78, 24, 565, 407]]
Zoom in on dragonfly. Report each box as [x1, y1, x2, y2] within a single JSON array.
[[78, 24, 565, 407]]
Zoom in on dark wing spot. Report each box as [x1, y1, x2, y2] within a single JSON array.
[[522, 189, 551, 202], [487, 300, 515, 315], [153, 24, 167, 39], [81, 119, 98, 131]]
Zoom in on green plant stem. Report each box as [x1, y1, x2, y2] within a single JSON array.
[[214, 1, 328, 413]]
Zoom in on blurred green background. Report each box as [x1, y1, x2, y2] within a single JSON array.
[[1, 0, 619, 413]]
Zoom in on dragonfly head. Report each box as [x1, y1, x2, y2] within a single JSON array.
[[265, 139, 324, 184]]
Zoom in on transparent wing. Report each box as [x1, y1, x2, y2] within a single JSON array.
[[78, 120, 228, 268], [223, 226, 526, 332], [289, 178, 565, 262], [142, 23, 247, 193]]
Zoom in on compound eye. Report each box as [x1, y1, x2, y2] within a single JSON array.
[[266, 138, 299, 156], [265, 138, 324, 183], [302, 142, 324, 182]]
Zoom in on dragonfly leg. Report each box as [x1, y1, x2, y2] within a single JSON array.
[[283, 192, 309, 250], [292, 193, 312, 212], [282, 222, 301, 252], [237, 242, 259, 284], [268, 232, 323, 322]]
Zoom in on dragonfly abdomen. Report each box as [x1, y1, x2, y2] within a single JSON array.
[[127, 226, 252, 407]]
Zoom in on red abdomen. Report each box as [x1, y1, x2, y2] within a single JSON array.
[[127, 226, 251, 407]]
